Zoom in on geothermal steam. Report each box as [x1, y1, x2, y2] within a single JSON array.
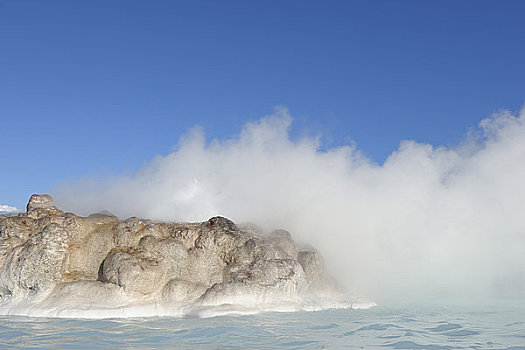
[[54, 107, 525, 302]]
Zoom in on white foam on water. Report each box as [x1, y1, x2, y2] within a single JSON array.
[[0, 291, 374, 319]]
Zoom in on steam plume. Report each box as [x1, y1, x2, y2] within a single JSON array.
[[53, 107, 525, 302]]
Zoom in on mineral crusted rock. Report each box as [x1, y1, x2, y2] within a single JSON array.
[[298, 250, 324, 283], [26, 194, 54, 211], [0, 194, 333, 316], [0, 223, 68, 295]]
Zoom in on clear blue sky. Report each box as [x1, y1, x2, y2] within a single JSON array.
[[1, 0, 524, 207]]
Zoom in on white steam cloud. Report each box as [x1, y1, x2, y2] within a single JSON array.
[[53, 107, 525, 302], [0, 205, 20, 214]]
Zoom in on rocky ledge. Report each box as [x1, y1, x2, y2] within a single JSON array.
[[0, 195, 345, 317]]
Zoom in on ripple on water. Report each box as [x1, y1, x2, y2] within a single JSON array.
[[428, 323, 463, 332], [445, 329, 479, 337], [0, 302, 524, 349], [384, 340, 454, 350]]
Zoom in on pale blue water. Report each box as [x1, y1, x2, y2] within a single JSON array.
[[0, 300, 523, 349]]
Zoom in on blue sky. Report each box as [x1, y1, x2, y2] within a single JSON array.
[[1, 0, 524, 208]]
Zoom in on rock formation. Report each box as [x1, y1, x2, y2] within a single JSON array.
[[0, 194, 349, 317]]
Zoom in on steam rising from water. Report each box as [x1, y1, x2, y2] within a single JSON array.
[[54, 107, 525, 302]]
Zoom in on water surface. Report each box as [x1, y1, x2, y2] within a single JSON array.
[[1, 300, 523, 349]]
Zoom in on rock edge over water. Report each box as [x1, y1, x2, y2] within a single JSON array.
[[0, 195, 349, 317]]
